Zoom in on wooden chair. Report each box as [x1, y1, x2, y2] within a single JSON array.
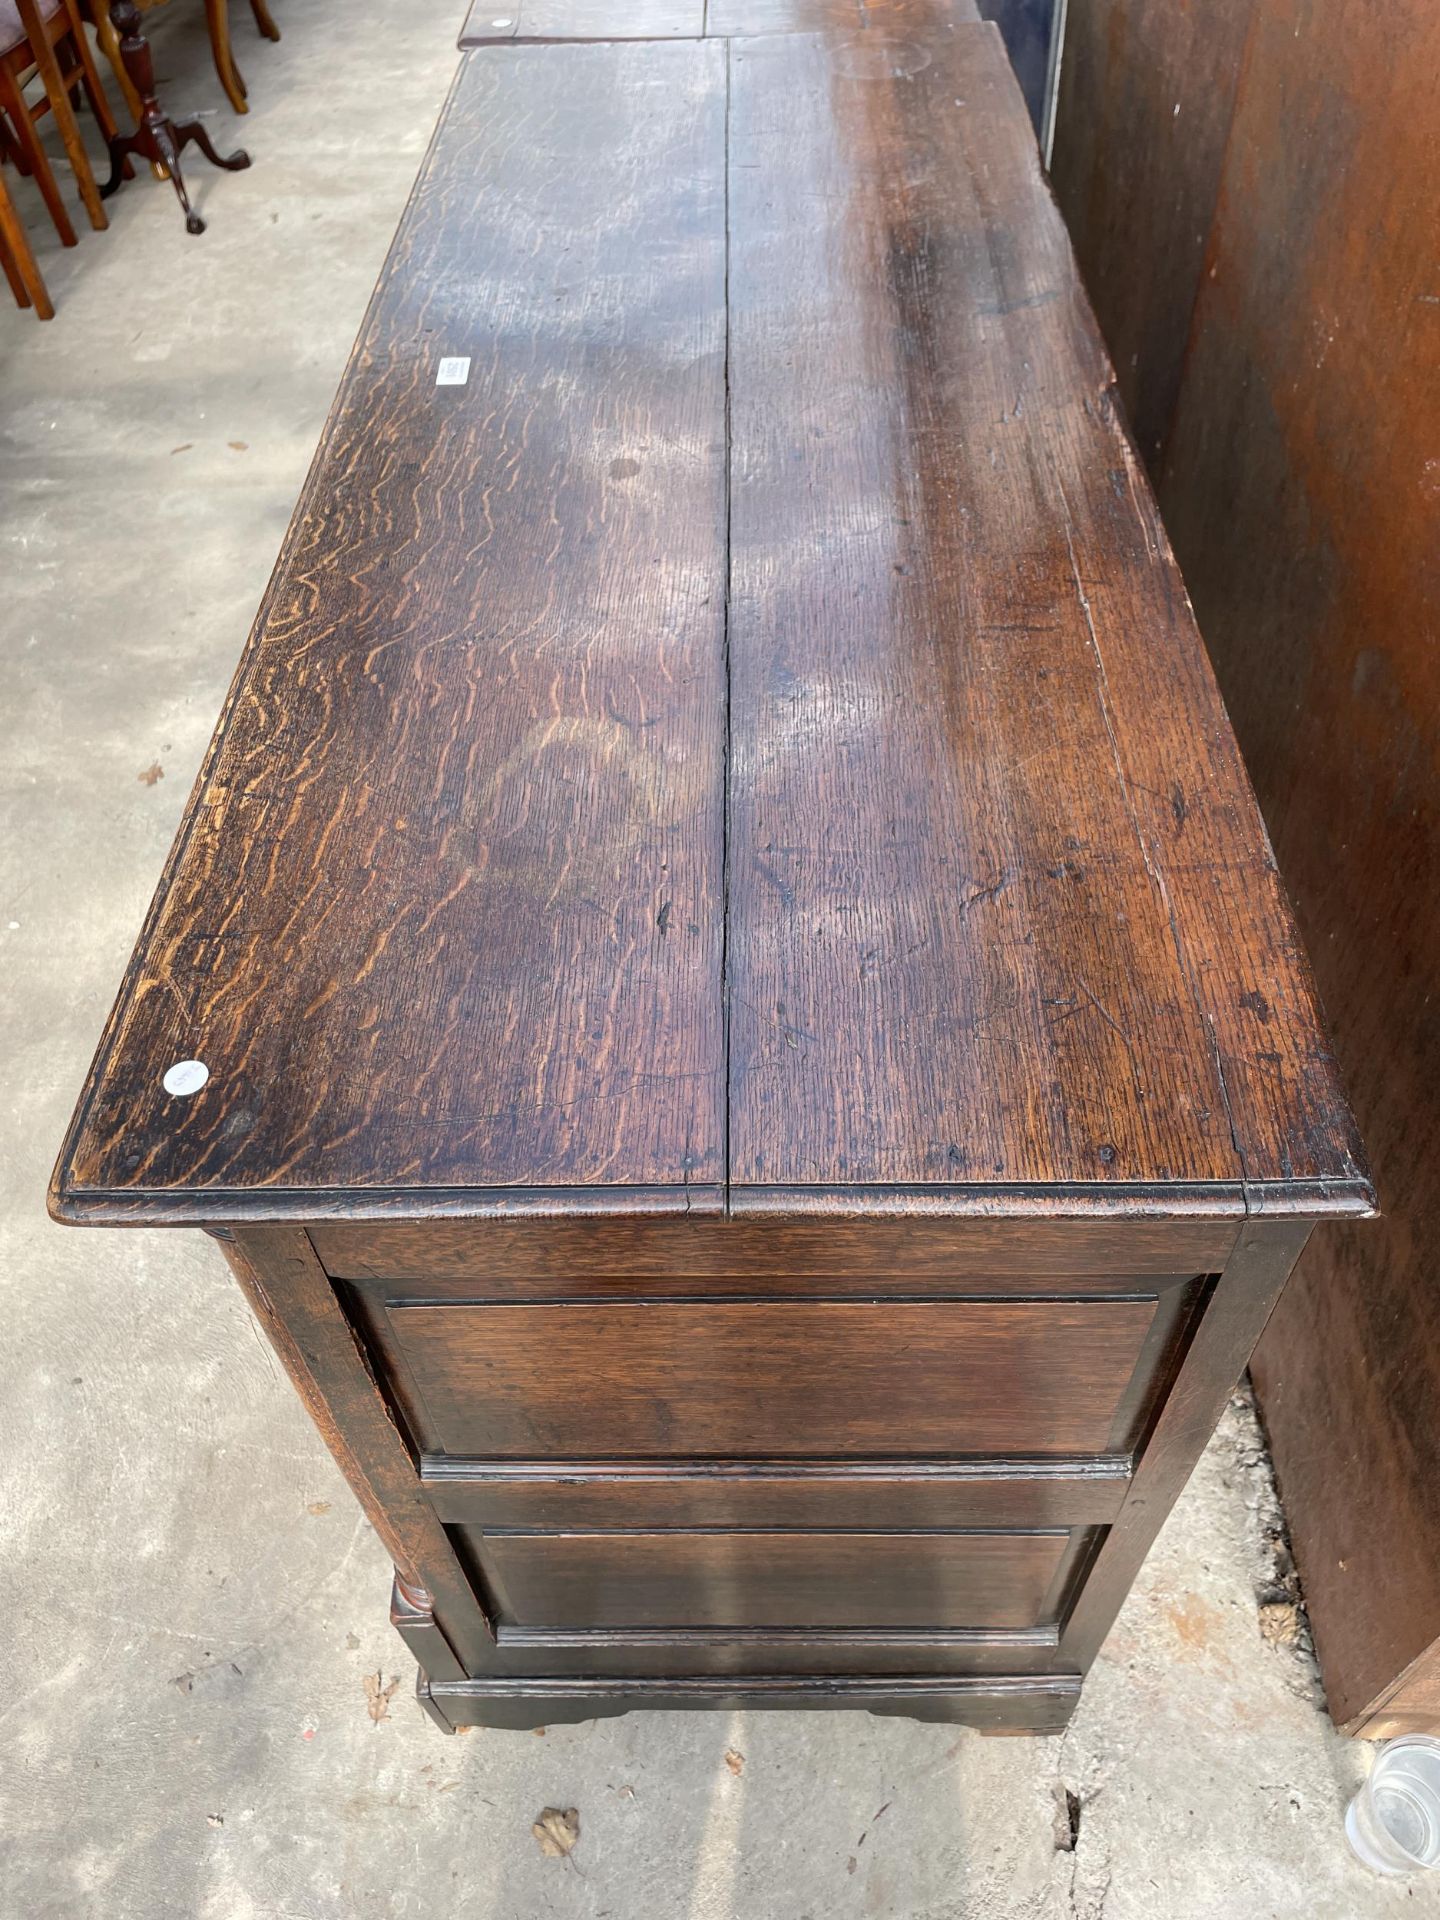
[[1, 0, 118, 246], [92, 0, 279, 122], [0, 151, 52, 315]]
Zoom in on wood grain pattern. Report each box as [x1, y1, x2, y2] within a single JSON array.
[[724, 24, 1366, 1205], [48, 12, 1372, 1734], [471, 1626, 1056, 1677], [474, 1528, 1070, 1628], [707, 0, 980, 33], [457, 0, 980, 45], [316, 1214, 1237, 1279], [52, 42, 728, 1215], [50, 23, 1367, 1224], [385, 1297, 1158, 1456], [459, 0, 703, 44], [422, 1457, 1131, 1529]]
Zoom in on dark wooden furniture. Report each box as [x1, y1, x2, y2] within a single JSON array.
[[52, 18, 1370, 1736], [94, 0, 281, 120], [457, 0, 980, 46], [1053, 0, 1439, 1740], [98, 0, 249, 234]]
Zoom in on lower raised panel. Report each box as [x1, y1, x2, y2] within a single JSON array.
[[387, 1571, 1062, 1679], [468, 1528, 1071, 1630]]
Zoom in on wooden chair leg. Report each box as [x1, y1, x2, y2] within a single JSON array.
[[16, 0, 108, 231], [0, 224, 29, 304], [0, 111, 30, 171], [65, 0, 122, 147], [0, 67, 78, 245], [204, 0, 248, 115], [0, 164, 53, 315], [249, 0, 279, 40]]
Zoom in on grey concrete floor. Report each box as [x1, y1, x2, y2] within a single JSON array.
[[0, 5, 1429, 1916]]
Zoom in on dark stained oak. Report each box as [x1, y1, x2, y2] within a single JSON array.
[[707, 0, 981, 32], [390, 1575, 467, 1683], [52, 41, 729, 1215], [314, 1214, 1236, 1280], [422, 1457, 1132, 1530], [432, 1624, 1061, 1678], [472, 1529, 1070, 1629], [459, 0, 703, 43], [383, 1297, 1159, 1457], [50, 17, 1370, 1735], [724, 25, 1366, 1203], [50, 25, 1367, 1226], [418, 1671, 1082, 1732], [457, 0, 981, 46]]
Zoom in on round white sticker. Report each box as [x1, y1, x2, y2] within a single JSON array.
[[163, 1059, 210, 1097]]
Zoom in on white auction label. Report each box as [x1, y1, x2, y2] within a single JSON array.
[[163, 1059, 210, 1097], [436, 357, 472, 386]]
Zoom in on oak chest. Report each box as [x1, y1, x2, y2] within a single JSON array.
[[51, 4, 1371, 1734]]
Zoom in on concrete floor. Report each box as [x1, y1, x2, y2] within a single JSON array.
[[0, 5, 1432, 1915]]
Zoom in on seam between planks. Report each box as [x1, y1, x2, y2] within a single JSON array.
[[719, 37, 735, 1217]]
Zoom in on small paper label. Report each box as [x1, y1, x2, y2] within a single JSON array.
[[436, 357, 472, 387], [163, 1059, 210, 1097]]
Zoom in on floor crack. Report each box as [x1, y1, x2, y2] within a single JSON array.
[[719, 38, 734, 1216]]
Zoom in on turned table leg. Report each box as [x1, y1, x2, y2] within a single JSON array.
[[101, 0, 250, 234]]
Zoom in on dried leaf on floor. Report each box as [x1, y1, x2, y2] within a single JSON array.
[[533, 1807, 581, 1858], [1052, 1783, 1081, 1852], [1259, 1600, 1302, 1647], [725, 1749, 744, 1776], [363, 1672, 400, 1723]]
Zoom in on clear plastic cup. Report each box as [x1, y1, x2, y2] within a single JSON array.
[[1346, 1735, 1440, 1875]]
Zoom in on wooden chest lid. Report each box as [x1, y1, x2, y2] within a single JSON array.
[[455, 0, 983, 47], [51, 24, 1371, 1226]]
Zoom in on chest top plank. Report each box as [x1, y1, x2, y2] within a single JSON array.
[[51, 24, 1369, 1225], [723, 26, 1366, 1210], [53, 41, 730, 1217], [459, 0, 704, 44], [457, 0, 981, 47]]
